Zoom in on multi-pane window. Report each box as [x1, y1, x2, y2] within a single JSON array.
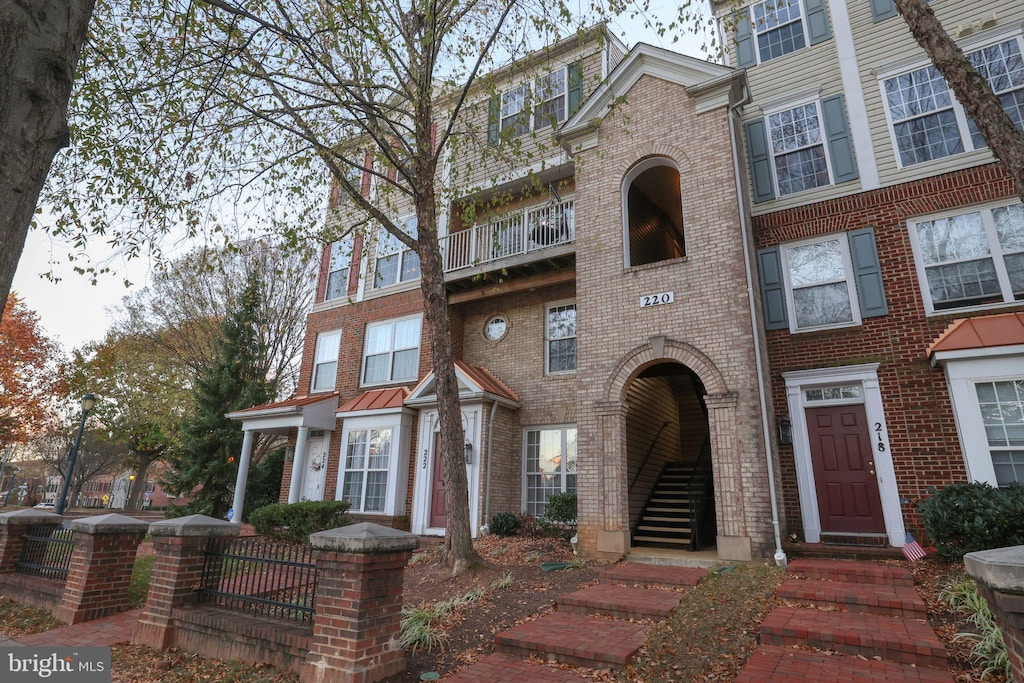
[[975, 380, 1024, 486], [326, 238, 353, 300], [910, 203, 1024, 312], [768, 102, 830, 196], [534, 70, 567, 130], [341, 428, 392, 512], [524, 426, 577, 516], [545, 302, 577, 374], [782, 235, 859, 331], [311, 330, 341, 392], [883, 37, 1024, 167], [753, 0, 806, 63], [500, 67, 568, 137], [374, 217, 420, 289], [362, 316, 421, 385]]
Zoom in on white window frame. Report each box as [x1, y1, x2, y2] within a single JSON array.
[[339, 426, 393, 513], [940, 352, 1024, 488], [751, 0, 808, 65], [373, 216, 420, 289], [764, 97, 834, 197], [522, 424, 577, 516], [879, 32, 1024, 169], [326, 238, 353, 301], [311, 329, 341, 392], [779, 233, 861, 333], [335, 411, 412, 517], [908, 200, 1024, 315], [544, 299, 577, 375], [499, 66, 569, 137], [361, 314, 422, 386]]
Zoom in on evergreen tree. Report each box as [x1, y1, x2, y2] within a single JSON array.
[[164, 271, 273, 518]]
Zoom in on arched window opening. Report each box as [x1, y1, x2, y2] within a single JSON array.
[[626, 164, 685, 267]]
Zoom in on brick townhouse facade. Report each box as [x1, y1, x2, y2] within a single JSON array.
[[227, 0, 1024, 563]]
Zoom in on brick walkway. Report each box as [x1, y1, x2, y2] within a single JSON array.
[[735, 558, 954, 682], [17, 609, 142, 647]]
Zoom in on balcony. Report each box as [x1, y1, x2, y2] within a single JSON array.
[[441, 199, 576, 288]]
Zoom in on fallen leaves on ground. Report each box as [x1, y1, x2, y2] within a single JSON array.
[[0, 597, 61, 638]]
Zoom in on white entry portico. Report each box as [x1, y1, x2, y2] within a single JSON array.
[[226, 393, 339, 522]]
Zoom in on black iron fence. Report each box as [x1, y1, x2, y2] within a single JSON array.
[[198, 536, 318, 624], [17, 524, 74, 582]]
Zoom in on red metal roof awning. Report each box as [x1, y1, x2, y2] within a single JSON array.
[[337, 387, 410, 414], [928, 312, 1024, 362]]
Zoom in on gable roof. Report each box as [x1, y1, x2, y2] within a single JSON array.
[[405, 361, 520, 407], [928, 312, 1024, 363], [558, 43, 741, 151]]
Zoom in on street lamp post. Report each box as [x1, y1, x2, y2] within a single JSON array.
[[55, 394, 97, 515]]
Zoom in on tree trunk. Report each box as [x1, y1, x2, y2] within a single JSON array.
[[0, 0, 96, 318], [894, 0, 1024, 203], [125, 449, 161, 511]]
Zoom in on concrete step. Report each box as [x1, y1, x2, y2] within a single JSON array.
[[494, 612, 648, 669], [599, 563, 706, 589], [557, 584, 681, 620], [777, 578, 927, 618], [735, 645, 955, 682], [787, 558, 914, 587], [632, 535, 690, 546], [760, 607, 947, 669], [443, 652, 590, 682]]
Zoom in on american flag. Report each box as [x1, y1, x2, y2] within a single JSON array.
[[902, 532, 926, 562]]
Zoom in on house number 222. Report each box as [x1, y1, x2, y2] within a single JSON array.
[[874, 422, 887, 452]]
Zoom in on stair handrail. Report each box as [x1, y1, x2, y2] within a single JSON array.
[[689, 435, 714, 551], [629, 421, 672, 492]]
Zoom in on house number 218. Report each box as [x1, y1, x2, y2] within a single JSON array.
[[874, 422, 886, 452]]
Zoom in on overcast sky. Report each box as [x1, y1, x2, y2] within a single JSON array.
[[12, 7, 714, 354]]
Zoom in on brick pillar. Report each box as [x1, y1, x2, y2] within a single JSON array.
[[965, 545, 1024, 682], [53, 513, 150, 624], [0, 509, 63, 573], [132, 514, 239, 650], [302, 522, 418, 683]]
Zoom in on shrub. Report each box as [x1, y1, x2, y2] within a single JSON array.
[[243, 448, 285, 521], [541, 492, 577, 531], [514, 512, 543, 537], [489, 512, 519, 537], [249, 500, 351, 543], [917, 482, 1024, 560]]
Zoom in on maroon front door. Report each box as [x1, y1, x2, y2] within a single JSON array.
[[429, 432, 447, 528], [806, 404, 886, 534]]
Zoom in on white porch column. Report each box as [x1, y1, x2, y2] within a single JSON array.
[[230, 429, 256, 524], [288, 426, 311, 503]]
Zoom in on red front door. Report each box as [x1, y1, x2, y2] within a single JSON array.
[[429, 432, 447, 528], [806, 404, 886, 534]]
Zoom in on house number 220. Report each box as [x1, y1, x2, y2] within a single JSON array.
[[639, 292, 674, 307], [874, 422, 887, 452]]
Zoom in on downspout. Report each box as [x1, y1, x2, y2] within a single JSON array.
[[483, 399, 499, 529], [728, 84, 787, 568]]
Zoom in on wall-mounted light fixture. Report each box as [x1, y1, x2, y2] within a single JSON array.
[[779, 416, 792, 445], [464, 441, 473, 465]]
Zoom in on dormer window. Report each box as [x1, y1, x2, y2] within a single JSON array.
[[623, 159, 685, 268]]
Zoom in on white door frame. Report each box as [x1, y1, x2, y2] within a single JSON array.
[[411, 406, 481, 537], [783, 363, 905, 547]]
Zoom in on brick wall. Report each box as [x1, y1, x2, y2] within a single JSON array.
[[755, 161, 1020, 536], [570, 74, 773, 560]]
